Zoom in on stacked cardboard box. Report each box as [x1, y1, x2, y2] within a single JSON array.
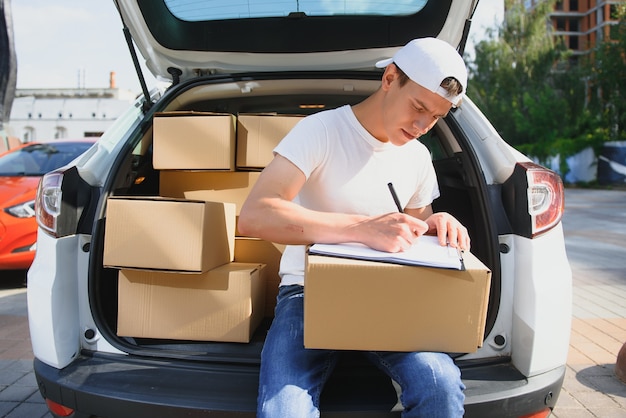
[[155, 112, 299, 315], [153, 112, 236, 170], [159, 171, 260, 216], [153, 112, 303, 171], [105, 112, 305, 343], [103, 195, 267, 343], [234, 237, 285, 317], [236, 114, 303, 169], [103, 196, 236, 273], [117, 263, 266, 343]]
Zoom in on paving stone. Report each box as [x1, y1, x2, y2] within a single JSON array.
[[612, 394, 626, 409], [571, 390, 623, 409], [553, 389, 583, 408], [582, 374, 626, 395], [4, 402, 50, 418], [0, 370, 28, 388], [551, 407, 595, 417], [586, 407, 626, 418], [24, 391, 44, 404], [576, 364, 618, 378], [0, 402, 18, 417], [0, 386, 39, 403], [11, 373, 36, 388]]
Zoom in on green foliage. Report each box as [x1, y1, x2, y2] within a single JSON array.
[[467, 0, 626, 164], [584, 4, 626, 141], [469, 0, 574, 153]]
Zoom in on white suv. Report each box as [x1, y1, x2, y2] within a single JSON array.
[[27, 1, 572, 417]]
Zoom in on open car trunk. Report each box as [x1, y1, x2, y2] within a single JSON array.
[[87, 72, 502, 410]]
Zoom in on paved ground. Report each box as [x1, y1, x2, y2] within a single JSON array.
[[0, 271, 51, 418], [0, 188, 625, 417], [551, 189, 626, 417]]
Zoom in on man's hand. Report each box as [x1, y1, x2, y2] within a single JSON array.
[[346, 212, 429, 253], [425, 212, 470, 251]]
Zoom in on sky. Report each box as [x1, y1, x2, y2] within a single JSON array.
[[10, 0, 504, 93]]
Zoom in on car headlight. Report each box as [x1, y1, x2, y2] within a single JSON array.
[[5, 200, 36, 218]]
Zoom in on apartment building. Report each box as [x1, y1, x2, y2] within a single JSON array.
[[526, 0, 624, 56]]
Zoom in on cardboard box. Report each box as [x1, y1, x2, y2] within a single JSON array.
[[236, 114, 303, 168], [153, 112, 236, 170], [117, 263, 266, 342], [103, 197, 235, 272], [304, 251, 491, 353], [160, 171, 260, 216], [234, 237, 285, 316]]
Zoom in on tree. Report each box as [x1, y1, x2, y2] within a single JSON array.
[[468, 0, 586, 162], [586, 4, 626, 142]]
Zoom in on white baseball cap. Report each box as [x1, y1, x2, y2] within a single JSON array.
[[375, 38, 468, 107]]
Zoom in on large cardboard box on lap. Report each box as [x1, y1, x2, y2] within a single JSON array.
[[153, 111, 236, 170], [117, 263, 267, 342], [103, 196, 235, 273], [304, 251, 491, 353]]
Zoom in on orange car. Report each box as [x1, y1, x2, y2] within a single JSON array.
[[0, 140, 95, 270]]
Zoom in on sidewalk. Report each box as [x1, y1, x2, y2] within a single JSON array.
[[551, 276, 626, 417], [0, 273, 50, 418], [551, 189, 626, 417]]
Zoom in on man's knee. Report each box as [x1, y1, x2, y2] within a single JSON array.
[[258, 384, 319, 418], [398, 353, 465, 417]]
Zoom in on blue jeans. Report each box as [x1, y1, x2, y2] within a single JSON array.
[[257, 285, 465, 418]]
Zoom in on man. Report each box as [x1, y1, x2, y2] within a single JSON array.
[[238, 37, 470, 418]]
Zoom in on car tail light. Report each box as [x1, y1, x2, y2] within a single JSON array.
[[35, 171, 64, 237], [524, 162, 564, 237], [34, 166, 94, 238], [45, 398, 75, 416], [502, 162, 565, 238], [519, 407, 552, 418]]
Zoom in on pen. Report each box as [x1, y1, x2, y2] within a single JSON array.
[[387, 182, 403, 213]]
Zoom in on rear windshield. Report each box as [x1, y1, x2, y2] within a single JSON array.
[[139, 0, 448, 53], [164, 0, 429, 21]]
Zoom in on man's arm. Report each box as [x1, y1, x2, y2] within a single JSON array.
[[238, 154, 429, 253]]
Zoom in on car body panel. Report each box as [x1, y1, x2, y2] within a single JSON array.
[[27, 232, 83, 368], [32, 354, 565, 417], [511, 225, 572, 377], [116, 0, 476, 83]]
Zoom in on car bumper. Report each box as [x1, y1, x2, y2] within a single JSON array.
[[34, 353, 565, 418]]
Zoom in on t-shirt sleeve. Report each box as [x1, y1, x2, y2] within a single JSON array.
[[405, 145, 440, 209], [273, 115, 328, 180]]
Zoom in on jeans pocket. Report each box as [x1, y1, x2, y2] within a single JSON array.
[[275, 285, 304, 312]]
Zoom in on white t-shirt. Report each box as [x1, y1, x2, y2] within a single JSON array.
[[274, 105, 440, 286]]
